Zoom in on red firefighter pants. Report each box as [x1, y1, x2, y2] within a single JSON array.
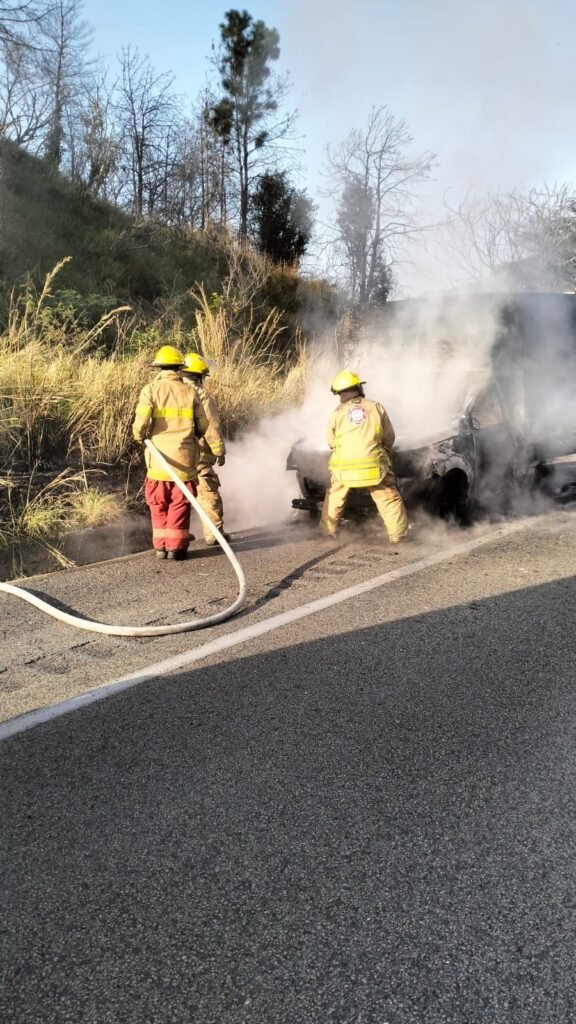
[[145, 478, 197, 552]]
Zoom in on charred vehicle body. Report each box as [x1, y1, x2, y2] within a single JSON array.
[[288, 293, 576, 521]]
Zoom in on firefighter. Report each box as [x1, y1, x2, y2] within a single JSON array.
[[132, 345, 209, 560], [181, 352, 231, 546], [320, 370, 409, 543]]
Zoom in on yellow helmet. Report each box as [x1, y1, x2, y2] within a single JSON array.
[[330, 370, 365, 394], [153, 345, 184, 366], [183, 352, 209, 376]]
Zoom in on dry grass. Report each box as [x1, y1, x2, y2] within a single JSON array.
[[184, 286, 309, 435], [20, 479, 120, 540], [0, 263, 310, 559], [0, 260, 134, 469], [69, 350, 152, 463], [0, 468, 122, 554]]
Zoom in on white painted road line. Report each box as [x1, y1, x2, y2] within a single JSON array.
[[0, 520, 530, 742]]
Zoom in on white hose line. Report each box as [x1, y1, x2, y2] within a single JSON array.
[[0, 440, 248, 637]]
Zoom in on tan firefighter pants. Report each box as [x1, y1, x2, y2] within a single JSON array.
[[320, 473, 409, 543], [196, 465, 224, 541]]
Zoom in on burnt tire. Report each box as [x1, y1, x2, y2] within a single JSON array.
[[427, 470, 471, 525], [532, 460, 554, 495]]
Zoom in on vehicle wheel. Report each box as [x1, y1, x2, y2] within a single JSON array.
[[532, 460, 554, 495], [427, 471, 471, 525]]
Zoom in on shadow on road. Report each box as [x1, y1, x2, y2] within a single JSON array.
[[242, 548, 345, 616], [2, 574, 576, 1024], [186, 522, 319, 560]]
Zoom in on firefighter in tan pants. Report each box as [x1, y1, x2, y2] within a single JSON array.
[[320, 370, 409, 543], [181, 353, 231, 546]]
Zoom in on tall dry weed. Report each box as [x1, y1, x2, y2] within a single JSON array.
[[69, 350, 151, 463], [189, 285, 308, 435], [0, 262, 311, 557], [0, 262, 132, 467]]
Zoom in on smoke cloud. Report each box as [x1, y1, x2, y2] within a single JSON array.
[[212, 291, 576, 535], [218, 360, 336, 532], [197, 0, 576, 534]]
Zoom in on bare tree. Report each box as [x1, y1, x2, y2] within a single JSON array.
[[144, 122, 182, 220], [0, 1, 41, 44], [151, 90, 238, 232], [325, 106, 435, 304], [116, 47, 181, 217], [36, 0, 94, 168], [0, 1, 53, 146], [0, 30, 51, 143], [155, 118, 203, 227], [444, 185, 576, 290], [64, 73, 119, 194]]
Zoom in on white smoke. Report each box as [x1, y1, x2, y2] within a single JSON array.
[[215, 290, 576, 533], [216, 296, 493, 532], [209, 0, 576, 531], [218, 356, 337, 532]]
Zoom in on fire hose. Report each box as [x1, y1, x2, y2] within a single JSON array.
[[0, 439, 248, 636]]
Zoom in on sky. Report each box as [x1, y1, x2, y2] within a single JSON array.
[[82, 0, 576, 292]]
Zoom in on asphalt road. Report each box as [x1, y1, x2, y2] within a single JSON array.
[[2, 507, 576, 1023]]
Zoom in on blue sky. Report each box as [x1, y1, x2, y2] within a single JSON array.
[[82, 0, 576, 289]]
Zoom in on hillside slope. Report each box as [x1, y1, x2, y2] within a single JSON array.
[[0, 141, 332, 341], [0, 140, 232, 305]]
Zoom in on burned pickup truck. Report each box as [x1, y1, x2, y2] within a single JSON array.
[[288, 292, 576, 522]]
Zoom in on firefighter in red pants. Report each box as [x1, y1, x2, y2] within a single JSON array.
[[132, 345, 209, 560]]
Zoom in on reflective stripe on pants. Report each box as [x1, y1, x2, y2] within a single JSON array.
[[145, 478, 197, 552], [320, 473, 409, 543], [196, 465, 224, 542]]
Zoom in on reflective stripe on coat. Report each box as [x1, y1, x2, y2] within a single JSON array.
[[327, 397, 395, 488], [183, 380, 226, 464], [132, 370, 209, 481]]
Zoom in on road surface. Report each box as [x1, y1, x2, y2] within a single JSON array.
[[1, 507, 576, 1023]]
